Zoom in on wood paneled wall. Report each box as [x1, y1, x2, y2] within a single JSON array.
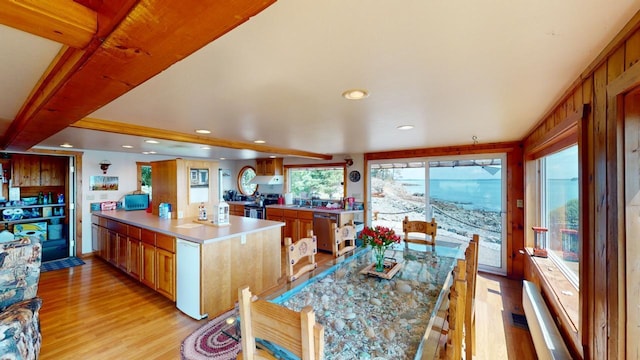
[[522, 10, 640, 360]]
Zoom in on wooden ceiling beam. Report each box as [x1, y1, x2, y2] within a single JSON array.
[[72, 118, 333, 160], [0, 0, 277, 152], [0, 0, 97, 48]]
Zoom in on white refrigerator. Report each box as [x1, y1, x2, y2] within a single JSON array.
[[176, 239, 208, 320]]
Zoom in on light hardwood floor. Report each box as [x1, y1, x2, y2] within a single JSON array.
[[38, 255, 535, 359]]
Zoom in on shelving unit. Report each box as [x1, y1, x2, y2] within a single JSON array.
[[1, 202, 68, 261], [0, 203, 66, 225]]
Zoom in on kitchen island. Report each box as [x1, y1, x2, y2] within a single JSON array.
[[266, 204, 363, 253], [91, 211, 283, 320]]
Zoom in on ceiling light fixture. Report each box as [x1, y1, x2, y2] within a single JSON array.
[[219, 157, 226, 160], [254, 140, 266, 144], [148, 151, 157, 154], [195, 129, 211, 134], [201, 146, 211, 150], [397, 125, 414, 130], [342, 89, 369, 100], [60, 143, 73, 148], [122, 145, 133, 149], [145, 140, 159, 144]]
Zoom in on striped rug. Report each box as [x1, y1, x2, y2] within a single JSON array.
[[41, 256, 85, 272], [180, 308, 241, 360]]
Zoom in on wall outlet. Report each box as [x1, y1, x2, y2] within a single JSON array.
[[241, 234, 246, 245], [517, 199, 524, 208]]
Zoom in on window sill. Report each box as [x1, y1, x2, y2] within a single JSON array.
[[524, 248, 581, 358]]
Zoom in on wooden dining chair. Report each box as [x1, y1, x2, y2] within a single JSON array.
[[439, 259, 467, 360], [237, 286, 325, 360], [331, 220, 357, 258], [464, 235, 479, 360], [285, 231, 318, 282], [402, 216, 437, 252]]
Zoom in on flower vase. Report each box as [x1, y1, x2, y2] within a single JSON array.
[[374, 248, 386, 272]]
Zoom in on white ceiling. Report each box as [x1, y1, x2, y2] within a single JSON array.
[[2, 1, 639, 159]]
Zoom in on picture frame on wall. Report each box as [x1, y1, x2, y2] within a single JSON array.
[[90, 176, 119, 191], [190, 168, 209, 188]]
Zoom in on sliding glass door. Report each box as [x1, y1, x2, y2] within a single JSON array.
[[370, 154, 506, 274]]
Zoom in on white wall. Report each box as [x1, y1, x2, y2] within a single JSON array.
[[79, 150, 171, 254]]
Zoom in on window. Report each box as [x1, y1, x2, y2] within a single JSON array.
[[238, 166, 257, 195], [539, 145, 579, 285], [288, 165, 345, 201], [137, 162, 152, 195]]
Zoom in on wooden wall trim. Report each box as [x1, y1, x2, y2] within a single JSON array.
[[364, 141, 519, 161], [524, 105, 587, 159]]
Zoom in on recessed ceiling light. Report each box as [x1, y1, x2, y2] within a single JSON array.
[[219, 157, 226, 160], [254, 140, 266, 144], [195, 129, 211, 134], [145, 140, 159, 144], [148, 151, 157, 154], [397, 125, 414, 130], [122, 145, 133, 149], [342, 89, 369, 100], [201, 146, 211, 150], [142, 151, 150, 155], [269, 155, 277, 158], [60, 143, 73, 148]]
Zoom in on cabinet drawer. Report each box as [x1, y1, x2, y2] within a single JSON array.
[[156, 233, 176, 253], [267, 208, 283, 216], [141, 228, 156, 245], [107, 220, 127, 234], [91, 215, 99, 225], [283, 209, 298, 218], [128, 225, 142, 240], [298, 211, 314, 220], [99, 217, 108, 227]]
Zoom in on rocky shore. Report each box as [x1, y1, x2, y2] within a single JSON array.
[[371, 178, 503, 267]]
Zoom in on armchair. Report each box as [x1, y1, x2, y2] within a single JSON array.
[[0, 237, 43, 359]]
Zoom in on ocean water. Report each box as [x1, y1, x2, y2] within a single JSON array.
[[401, 178, 578, 212]]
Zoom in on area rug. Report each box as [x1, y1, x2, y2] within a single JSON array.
[[181, 308, 241, 360], [41, 257, 85, 272]]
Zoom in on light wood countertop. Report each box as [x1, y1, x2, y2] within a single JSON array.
[[92, 210, 284, 244]]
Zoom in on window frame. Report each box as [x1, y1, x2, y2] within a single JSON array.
[[237, 165, 257, 196], [537, 145, 580, 288], [284, 162, 347, 200]]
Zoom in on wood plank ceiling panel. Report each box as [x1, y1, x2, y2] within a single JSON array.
[[0, 0, 276, 151]]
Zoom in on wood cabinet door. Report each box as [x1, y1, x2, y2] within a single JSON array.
[[12, 154, 40, 186], [298, 218, 314, 240], [40, 156, 66, 186], [116, 233, 128, 271], [128, 238, 141, 280], [140, 242, 156, 289], [156, 248, 176, 301], [283, 217, 297, 242], [106, 230, 117, 264], [98, 226, 107, 259]]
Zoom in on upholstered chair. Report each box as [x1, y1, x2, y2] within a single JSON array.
[[0, 237, 43, 360]]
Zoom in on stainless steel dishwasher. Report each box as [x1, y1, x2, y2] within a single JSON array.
[[313, 212, 338, 252]]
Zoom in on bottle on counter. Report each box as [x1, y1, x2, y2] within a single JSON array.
[[198, 202, 207, 221], [38, 192, 44, 205]]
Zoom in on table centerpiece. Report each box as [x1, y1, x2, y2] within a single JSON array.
[[359, 225, 402, 277]]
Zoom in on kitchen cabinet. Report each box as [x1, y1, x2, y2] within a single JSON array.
[[92, 217, 176, 301], [229, 204, 245, 216], [283, 209, 298, 242], [255, 158, 283, 176], [298, 211, 314, 239], [151, 158, 219, 219], [11, 154, 66, 187], [155, 233, 176, 301], [127, 225, 142, 279]]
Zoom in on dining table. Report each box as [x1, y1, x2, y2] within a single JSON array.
[[260, 242, 464, 360]]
